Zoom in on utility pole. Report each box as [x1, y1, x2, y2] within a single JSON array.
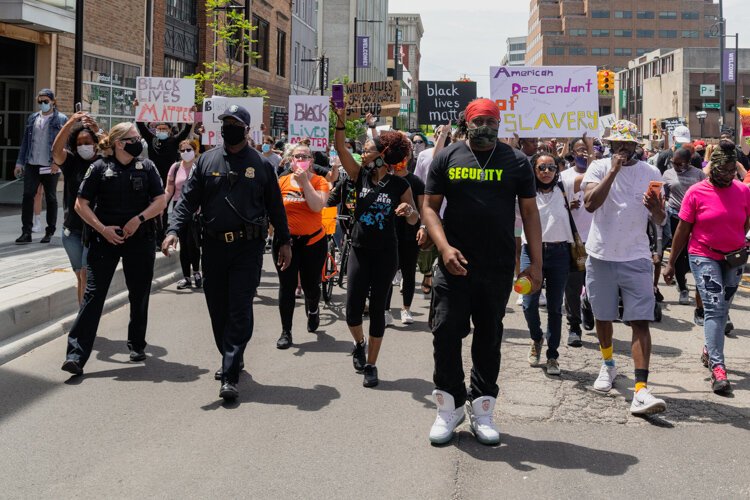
[[243, 0, 251, 92], [73, 0, 84, 106], [719, 0, 725, 131]]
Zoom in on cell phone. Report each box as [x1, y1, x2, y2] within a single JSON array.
[[115, 229, 124, 237], [75, 102, 82, 113], [332, 84, 344, 109], [647, 181, 663, 197]]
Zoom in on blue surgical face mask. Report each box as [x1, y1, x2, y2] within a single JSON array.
[[262, 143, 271, 153], [39, 102, 51, 113], [156, 131, 169, 140]]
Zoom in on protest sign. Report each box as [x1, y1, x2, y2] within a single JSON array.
[[136, 77, 195, 123], [345, 80, 400, 118], [597, 113, 616, 138], [739, 107, 750, 137], [418, 81, 476, 125], [490, 66, 599, 138], [288, 96, 329, 151], [201, 96, 264, 146]]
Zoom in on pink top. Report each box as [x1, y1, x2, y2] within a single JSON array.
[[679, 179, 750, 260], [168, 162, 192, 202]]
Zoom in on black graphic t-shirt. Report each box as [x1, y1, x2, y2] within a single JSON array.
[[351, 170, 409, 250], [426, 140, 536, 271]]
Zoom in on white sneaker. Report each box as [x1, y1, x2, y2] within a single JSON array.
[[539, 291, 547, 307], [466, 396, 500, 445], [400, 309, 414, 325], [429, 390, 465, 444], [515, 294, 523, 306], [392, 270, 402, 287], [593, 363, 617, 392], [630, 387, 667, 415], [679, 290, 690, 305], [31, 215, 42, 233], [384, 310, 394, 327], [546, 358, 561, 376]]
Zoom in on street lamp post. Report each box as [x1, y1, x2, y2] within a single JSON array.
[[353, 17, 382, 83], [696, 110, 708, 138], [73, 0, 84, 106]]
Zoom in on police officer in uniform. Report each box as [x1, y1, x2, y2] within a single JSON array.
[[163, 105, 292, 401], [61, 122, 166, 375]]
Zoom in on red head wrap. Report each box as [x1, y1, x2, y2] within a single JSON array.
[[464, 98, 500, 124]]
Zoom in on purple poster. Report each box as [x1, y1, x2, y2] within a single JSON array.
[[356, 36, 370, 68], [723, 49, 736, 83]]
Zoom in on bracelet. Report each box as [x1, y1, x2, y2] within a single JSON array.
[[419, 224, 426, 230], [336, 126, 346, 131], [368, 125, 376, 129]]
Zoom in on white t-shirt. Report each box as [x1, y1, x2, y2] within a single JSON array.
[[581, 158, 661, 262], [522, 186, 573, 244], [415, 147, 447, 217], [560, 167, 594, 242]]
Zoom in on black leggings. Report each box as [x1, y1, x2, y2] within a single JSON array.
[[670, 215, 690, 291], [386, 236, 420, 310], [176, 211, 201, 277], [273, 236, 327, 332], [346, 246, 398, 338]]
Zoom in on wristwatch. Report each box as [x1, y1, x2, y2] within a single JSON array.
[[138, 214, 146, 223], [419, 224, 427, 230]]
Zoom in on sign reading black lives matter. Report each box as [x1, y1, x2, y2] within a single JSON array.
[[418, 81, 477, 125]]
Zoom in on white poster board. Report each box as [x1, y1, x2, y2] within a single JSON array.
[[288, 95, 329, 151], [201, 96, 264, 146], [490, 66, 599, 138], [136, 77, 195, 123], [598, 113, 616, 138]]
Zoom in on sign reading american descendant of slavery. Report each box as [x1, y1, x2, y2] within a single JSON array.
[[490, 66, 599, 138], [345, 80, 400, 118], [136, 77, 195, 123], [417, 81, 477, 125], [288, 95, 329, 151]]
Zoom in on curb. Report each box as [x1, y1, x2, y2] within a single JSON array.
[[0, 266, 180, 367]]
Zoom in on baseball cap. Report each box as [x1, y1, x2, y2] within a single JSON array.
[[218, 104, 251, 127], [672, 125, 691, 144], [38, 88, 55, 100]]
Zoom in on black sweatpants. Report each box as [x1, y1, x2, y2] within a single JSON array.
[[431, 263, 514, 406], [670, 215, 690, 291], [66, 234, 155, 367], [202, 237, 263, 384], [386, 236, 420, 310], [174, 203, 200, 277], [564, 269, 585, 331], [21, 166, 59, 234], [346, 245, 398, 338], [273, 236, 327, 332]]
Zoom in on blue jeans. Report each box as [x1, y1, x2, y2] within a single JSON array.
[[689, 254, 743, 368], [521, 243, 570, 360]]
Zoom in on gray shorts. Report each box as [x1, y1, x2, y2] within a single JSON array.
[[585, 256, 655, 322]]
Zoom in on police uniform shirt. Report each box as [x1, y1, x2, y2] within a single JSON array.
[[170, 144, 291, 241], [78, 157, 164, 228]]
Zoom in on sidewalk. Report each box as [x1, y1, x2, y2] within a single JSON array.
[[0, 207, 180, 365]]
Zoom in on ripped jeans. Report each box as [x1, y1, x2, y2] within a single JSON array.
[[689, 255, 743, 368]]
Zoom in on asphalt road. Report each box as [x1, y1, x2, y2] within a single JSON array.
[[1, 255, 749, 499]]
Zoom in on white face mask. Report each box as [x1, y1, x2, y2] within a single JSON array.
[[180, 150, 195, 162], [77, 144, 96, 160]]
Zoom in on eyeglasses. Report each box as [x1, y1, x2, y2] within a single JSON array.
[[293, 154, 312, 160], [38, 100, 51, 105], [536, 164, 557, 172], [120, 137, 141, 144], [179, 149, 193, 153], [413, 140, 424, 144]]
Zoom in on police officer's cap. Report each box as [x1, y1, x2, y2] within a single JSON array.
[[218, 105, 251, 127]]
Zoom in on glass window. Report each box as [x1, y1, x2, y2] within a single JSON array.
[[614, 48, 632, 56], [681, 30, 699, 38], [82, 55, 140, 130], [637, 48, 652, 56], [591, 48, 610, 56], [164, 56, 196, 78], [591, 10, 609, 18], [546, 47, 564, 55], [569, 47, 587, 56], [659, 30, 677, 38], [614, 30, 632, 37], [637, 11, 654, 19], [569, 29, 587, 37], [251, 15, 270, 71], [637, 30, 654, 38], [166, 0, 196, 25], [614, 11, 632, 19], [659, 11, 677, 19], [276, 29, 286, 77], [591, 29, 609, 37], [681, 12, 699, 20]]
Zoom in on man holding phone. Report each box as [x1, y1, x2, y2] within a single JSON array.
[[582, 120, 667, 415]]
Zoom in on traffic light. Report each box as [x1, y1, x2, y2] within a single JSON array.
[[651, 119, 659, 139], [597, 70, 613, 92]]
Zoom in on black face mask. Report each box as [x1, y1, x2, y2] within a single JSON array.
[[536, 176, 558, 191], [221, 125, 246, 146], [123, 140, 143, 158], [467, 125, 498, 148]]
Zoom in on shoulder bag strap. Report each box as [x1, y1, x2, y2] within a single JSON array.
[[557, 181, 581, 239], [354, 172, 390, 219]]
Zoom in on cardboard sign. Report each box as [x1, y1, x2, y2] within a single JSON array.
[[136, 77, 195, 123], [288, 96, 329, 151], [201, 97, 264, 146], [345, 80, 400, 118], [597, 113, 616, 138], [418, 81, 477, 125], [490, 66, 599, 138], [739, 107, 750, 137]]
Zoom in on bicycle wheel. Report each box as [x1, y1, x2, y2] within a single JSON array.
[[322, 241, 336, 303], [338, 240, 350, 288]]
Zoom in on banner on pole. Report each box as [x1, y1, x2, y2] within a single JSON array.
[[417, 81, 477, 125], [356, 36, 370, 68], [489, 66, 599, 138], [345, 80, 400, 118], [723, 49, 736, 83], [136, 77, 195, 123], [288, 96, 329, 151], [201, 96, 264, 146]]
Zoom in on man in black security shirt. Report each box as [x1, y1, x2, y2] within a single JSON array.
[[422, 98, 543, 446], [163, 105, 292, 402]]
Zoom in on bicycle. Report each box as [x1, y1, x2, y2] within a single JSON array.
[[335, 214, 353, 289], [320, 208, 345, 304]]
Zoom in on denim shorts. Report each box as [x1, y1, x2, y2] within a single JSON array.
[[62, 227, 88, 272], [585, 256, 655, 322]]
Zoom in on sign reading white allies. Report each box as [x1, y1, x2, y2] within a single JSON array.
[[201, 96, 264, 146], [490, 66, 599, 138], [417, 81, 477, 125], [136, 77, 195, 123], [288, 95, 329, 151]]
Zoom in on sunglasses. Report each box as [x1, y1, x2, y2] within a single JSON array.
[[536, 164, 557, 172], [293, 154, 312, 160], [413, 140, 424, 144], [38, 100, 51, 105], [179, 149, 193, 153], [120, 137, 141, 144]]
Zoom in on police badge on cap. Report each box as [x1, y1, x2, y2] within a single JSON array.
[[218, 104, 251, 127]]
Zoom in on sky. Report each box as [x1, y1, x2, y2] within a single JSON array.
[[388, 0, 750, 98]]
